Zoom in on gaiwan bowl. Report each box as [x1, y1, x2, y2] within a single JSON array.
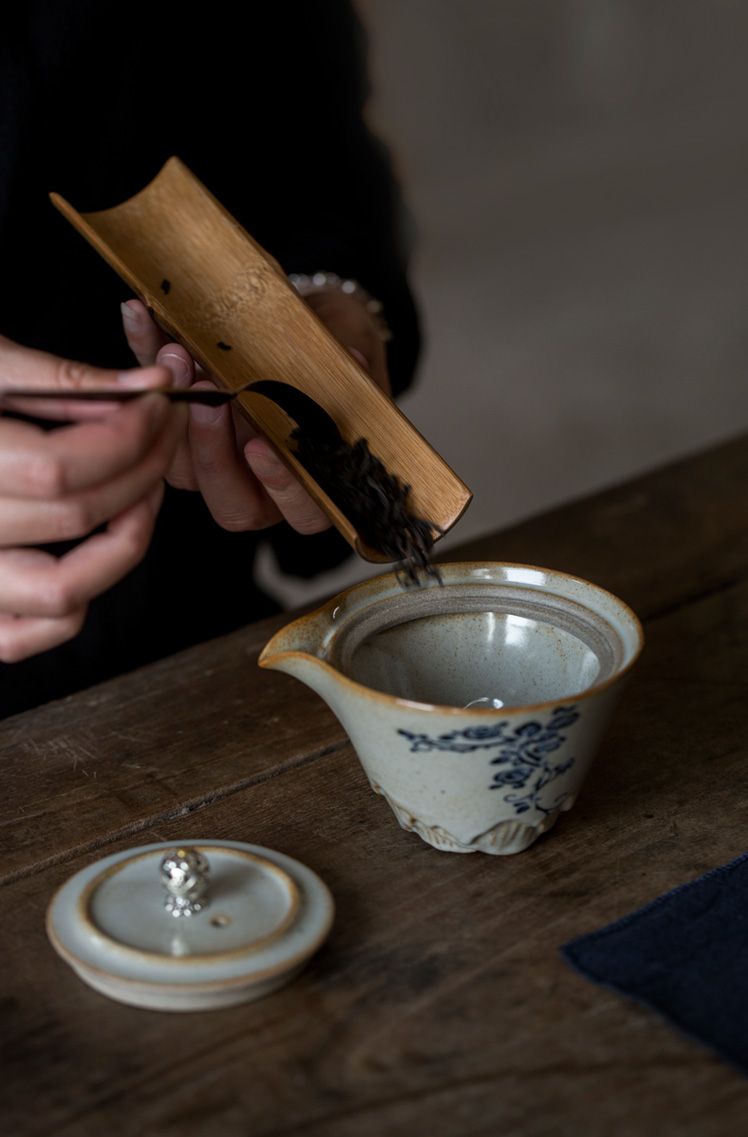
[[259, 563, 643, 855]]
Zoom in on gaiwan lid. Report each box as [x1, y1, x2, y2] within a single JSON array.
[[46, 840, 334, 1012]]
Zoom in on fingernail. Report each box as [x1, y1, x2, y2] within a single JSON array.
[[159, 351, 191, 388], [117, 367, 167, 389], [120, 301, 140, 325], [348, 346, 370, 371]]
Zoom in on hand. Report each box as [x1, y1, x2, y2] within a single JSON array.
[[302, 288, 390, 396], [121, 288, 391, 535], [0, 335, 185, 662]]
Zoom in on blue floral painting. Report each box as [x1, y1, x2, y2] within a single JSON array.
[[398, 706, 580, 816]]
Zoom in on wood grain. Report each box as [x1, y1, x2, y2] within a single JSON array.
[[2, 573, 747, 1136], [0, 610, 345, 884], [1, 435, 747, 1135], [2, 436, 744, 884], [51, 158, 472, 561]]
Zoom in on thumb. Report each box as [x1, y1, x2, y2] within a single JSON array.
[[0, 334, 169, 420]]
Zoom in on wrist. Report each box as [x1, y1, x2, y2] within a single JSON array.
[[289, 271, 392, 343]]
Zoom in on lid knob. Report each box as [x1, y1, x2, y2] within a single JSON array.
[[160, 847, 210, 917]]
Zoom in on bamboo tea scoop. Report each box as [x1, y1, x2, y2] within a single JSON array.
[[50, 157, 472, 562]]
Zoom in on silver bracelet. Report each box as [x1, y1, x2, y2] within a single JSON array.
[[288, 271, 392, 342]]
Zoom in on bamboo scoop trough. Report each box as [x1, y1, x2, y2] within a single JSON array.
[[49, 157, 472, 562]]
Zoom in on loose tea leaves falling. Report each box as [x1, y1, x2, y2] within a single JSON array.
[[296, 434, 443, 587], [249, 381, 442, 586]]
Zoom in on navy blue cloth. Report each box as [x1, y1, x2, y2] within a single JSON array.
[[561, 851, 748, 1075]]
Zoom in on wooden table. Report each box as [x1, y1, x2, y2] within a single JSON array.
[[3, 434, 747, 1137]]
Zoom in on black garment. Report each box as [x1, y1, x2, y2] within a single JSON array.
[[0, 1, 420, 717]]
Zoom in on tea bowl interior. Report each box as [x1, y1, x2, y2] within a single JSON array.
[[326, 564, 642, 709]]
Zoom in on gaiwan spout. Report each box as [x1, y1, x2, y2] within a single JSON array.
[[258, 606, 342, 708]]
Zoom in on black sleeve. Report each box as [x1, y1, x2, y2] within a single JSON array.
[[169, 2, 423, 577], [4, 1, 421, 392], [3, 1, 421, 586]]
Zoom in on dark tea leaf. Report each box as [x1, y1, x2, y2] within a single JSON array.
[[248, 380, 442, 585]]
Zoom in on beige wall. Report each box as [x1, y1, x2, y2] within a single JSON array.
[[260, 1, 748, 605]]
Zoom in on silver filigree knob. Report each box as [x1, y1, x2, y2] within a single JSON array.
[[160, 847, 210, 918]]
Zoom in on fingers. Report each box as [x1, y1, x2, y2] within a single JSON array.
[[115, 289, 389, 541], [188, 383, 330, 534], [0, 333, 126, 388], [244, 437, 331, 535], [0, 331, 169, 421], [0, 610, 87, 664], [0, 331, 186, 662], [0, 398, 183, 545], [156, 343, 193, 390], [303, 290, 391, 394], [120, 304, 209, 491], [0, 392, 171, 498], [121, 300, 169, 367], [186, 377, 329, 535], [187, 388, 283, 531], [0, 485, 163, 662], [155, 343, 199, 490]]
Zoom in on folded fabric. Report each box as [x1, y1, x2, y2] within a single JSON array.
[[561, 850, 748, 1075]]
